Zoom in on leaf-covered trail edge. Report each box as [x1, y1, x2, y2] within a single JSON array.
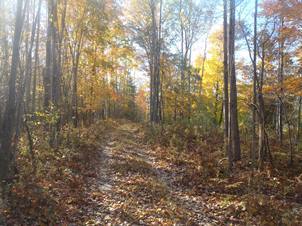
[[83, 121, 302, 225], [85, 122, 219, 225]]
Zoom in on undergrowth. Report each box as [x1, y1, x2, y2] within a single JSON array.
[[144, 121, 302, 225], [3, 120, 117, 225]]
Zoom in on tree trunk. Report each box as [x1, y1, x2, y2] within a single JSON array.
[[32, 0, 42, 112], [51, 0, 60, 107], [278, 17, 284, 145], [229, 0, 241, 161], [252, 0, 258, 166], [188, 48, 192, 120], [44, 1, 53, 108], [223, 0, 232, 168], [297, 97, 302, 152], [149, 0, 161, 124], [200, 34, 208, 96], [0, 0, 25, 181], [71, 39, 83, 128], [258, 43, 265, 168]]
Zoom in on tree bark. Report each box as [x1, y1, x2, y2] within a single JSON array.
[[296, 97, 301, 152], [44, 0, 53, 108], [71, 35, 83, 128], [277, 17, 284, 145], [229, 0, 241, 161], [149, 0, 161, 124], [0, 0, 26, 181], [252, 0, 258, 166], [32, 0, 42, 112], [223, 0, 232, 168]]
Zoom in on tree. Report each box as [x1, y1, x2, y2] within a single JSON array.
[[32, 0, 42, 113], [149, 0, 162, 124], [252, 0, 258, 166], [223, 0, 232, 168], [66, 0, 86, 127], [127, 0, 163, 124], [229, 0, 241, 161], [0, 0, 27, 181]]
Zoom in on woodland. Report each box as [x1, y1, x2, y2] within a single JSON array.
[[0, 0, 301, 225]]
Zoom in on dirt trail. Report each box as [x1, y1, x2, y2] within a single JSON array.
[[84, 122, 217, 225]]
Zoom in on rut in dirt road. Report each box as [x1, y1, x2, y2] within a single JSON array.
[[85, 123, 217, 225]]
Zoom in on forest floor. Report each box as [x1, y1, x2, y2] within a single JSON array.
[[67, 121, 302, 225], [84, 122, 218, 225], [2, 120, 302, 225]]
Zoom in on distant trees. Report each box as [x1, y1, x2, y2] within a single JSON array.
[[127, 0, 163, 124], [0, 0, 141, 183], [175, 0, 205, 120], [127, 0, 212, 123], [238, 0, 302, 168]]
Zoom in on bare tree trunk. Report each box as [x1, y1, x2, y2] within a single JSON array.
[[251, 0, 258, 166], [223, 0, 232, 168], [32, 0, 42, 112], [297, 97, 302, 152], [23, 0, 42, 115], [157, 0, 163, 123], [180, 0, 185, 119], [188, 48, 192, 120], [45, 0, 61, 147], [229, 0, 241, 161], [149, 0, 161, 124], [0, 0, 9, 121], [15, 3, 30, 138], [71, 36, 83, 128], [288, 116, 294, 165], [200, 34, 209, 95], [24, 109, 36, 174], [161, 67, 165, 123], [51, 0, 60, 107], [174, 92, 177, 121], [44, 1, 53, 108], [213, 81, 220, 124], [258, 43, 265, 168], [278, 17, 284, 145], [0, 0, 25, 181], [258, 92, 265, 168]]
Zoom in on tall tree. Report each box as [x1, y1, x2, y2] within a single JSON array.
[[32, 0, 42, 112], [229, 0, 241, 161], [149, 0, 162, 124], [277, 16, 284, 145], [0, 0, 26, 181], [223, 0, 231, 168], [68, 2, 86, 127], [44, 0, 53, 108], [251, 0, 258, 166]]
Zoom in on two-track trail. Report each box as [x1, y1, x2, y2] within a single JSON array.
[[83, 122, 217, 225]]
